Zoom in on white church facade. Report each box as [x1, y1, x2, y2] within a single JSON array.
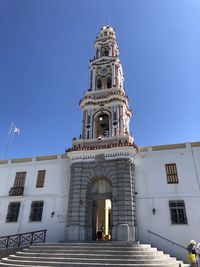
[[0, 26, 199, 262]]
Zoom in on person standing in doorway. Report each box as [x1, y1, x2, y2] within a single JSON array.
[[100, 224, 104, 240]]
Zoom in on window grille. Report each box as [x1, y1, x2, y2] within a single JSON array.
[[169, 200, 187, 224], [14, 172, 26, 187], [29, 201, 44, 222], [6, 202, 20, 222], [36, 170, 46, 188], [165, 163, 179, 183]]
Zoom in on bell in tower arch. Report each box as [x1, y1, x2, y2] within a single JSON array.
[[96, 114, 110, 138], [101, 46, 109, 57]]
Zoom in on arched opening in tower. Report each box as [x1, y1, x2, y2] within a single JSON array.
[[101, 47, 109, 57], [96, 114, 109, 138], [107, 77, 112, 89], [96, 78, 102, 90]]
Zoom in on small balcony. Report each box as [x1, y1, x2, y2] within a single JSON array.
[[9, 187, 24, 196]]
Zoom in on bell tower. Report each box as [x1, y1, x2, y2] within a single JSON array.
[[71, 26, 134, 151], [66, 26, 137, 242]]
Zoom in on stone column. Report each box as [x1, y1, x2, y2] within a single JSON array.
[[112, 64, 115, 86], [92, 67, 96, 91]]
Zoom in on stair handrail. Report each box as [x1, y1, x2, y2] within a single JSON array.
[[0, 229, 47, 249], [147, 229, 186, 250]]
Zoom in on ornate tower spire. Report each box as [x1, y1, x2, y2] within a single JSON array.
[[69, 26, 134, 151], [66, 27, 137, 242]]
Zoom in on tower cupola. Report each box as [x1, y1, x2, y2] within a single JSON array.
[[94, 26, 119, 59]]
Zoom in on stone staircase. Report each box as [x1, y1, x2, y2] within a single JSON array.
[[0, 242, 189, 267]]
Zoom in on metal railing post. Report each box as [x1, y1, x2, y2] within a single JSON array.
[[30, 232, 34, 245], [6, 236, 9, 248], [44, 229, 47, 243]]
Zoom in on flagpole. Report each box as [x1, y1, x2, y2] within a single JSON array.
[[3, 122, 20, 160]]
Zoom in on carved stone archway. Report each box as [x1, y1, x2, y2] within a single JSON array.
[[65, 154, 136, 241]]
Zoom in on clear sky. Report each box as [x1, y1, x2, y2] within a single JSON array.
[[0, 0, 199, 159]]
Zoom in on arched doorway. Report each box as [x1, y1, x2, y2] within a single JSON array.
[[65, 156, 136, 242], [87, 178, 112, 240]]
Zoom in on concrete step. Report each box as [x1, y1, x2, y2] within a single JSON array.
[[0, 260, 186, 267], [29, 243, 153, 248], [6, 254, 178, 264], [24, 249, 161, 254], [23, 249, 163, 256], [26, 246, 159, 252], [15, 251, 167, 259]]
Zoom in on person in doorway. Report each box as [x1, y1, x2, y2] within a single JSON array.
[[100, 224, 104, 240], [187, 240, 198, 267]]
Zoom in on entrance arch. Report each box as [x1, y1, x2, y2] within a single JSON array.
[[86, 178, 112, 240], [65, 156, 136, 242]]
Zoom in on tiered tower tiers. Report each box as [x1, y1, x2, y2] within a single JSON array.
[[66, 26, 136, 242], [68, 26, 135, 151]]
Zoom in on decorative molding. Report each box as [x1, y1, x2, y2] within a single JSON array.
[[36, 155, 58, 161], [138, 147, 148, 152], [191, 142, 200, 147], [11, 158, 32, 163], [152, 143, 186, 151], [0, 160, 8, 165]]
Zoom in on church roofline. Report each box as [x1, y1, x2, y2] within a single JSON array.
[[0, 142, 199, 165], [0, 154, 68, 165], [138, 141, 200, 152]]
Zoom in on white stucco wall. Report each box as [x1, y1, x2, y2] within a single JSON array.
[[0, 155, 70, 243], [135, 143, 200, 261], [0, 142, 199, 262]]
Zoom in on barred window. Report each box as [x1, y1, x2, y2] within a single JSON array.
[[14, 172, 26, 187], [6, 202, 20, 222], [29, 201, 44, 222], [36, 170, 46, 188], [165, 164, 179, 183], [169, 200, 187, 224]]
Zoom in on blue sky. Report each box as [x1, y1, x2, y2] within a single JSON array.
[[0, 0, 199, 159]]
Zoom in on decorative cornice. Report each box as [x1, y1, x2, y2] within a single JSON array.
[[0, 160, 8, 164], [191, 142, 200, 147], [152, 143, 186, 151], [138, 141, 200, 152], [11, 158, 32, 163], [36, 155, 58, 161], [80, 90, 129, 108]]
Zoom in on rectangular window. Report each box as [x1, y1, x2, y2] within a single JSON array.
[[36, 170, 46, 188], [165, 163, 179, 183], [14, 172, 26, 187], [9, 172, 26, 196], [29, 201, 44, 222], [169, 200, 187, 224], [6, 202, 20, 222]]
